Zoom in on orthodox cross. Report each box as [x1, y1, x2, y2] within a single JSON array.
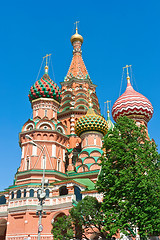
[[74, 21, 80, 32], [123, 64, 132, 76], [104, 100, 111, 112], [43, 54, 51, 66]]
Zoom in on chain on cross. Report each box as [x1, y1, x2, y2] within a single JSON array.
[[43, 54, 51, 66], [123, 65, 132, 76]]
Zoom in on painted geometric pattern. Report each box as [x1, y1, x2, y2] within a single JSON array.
[[112, 82, 153, 122], [65, 50, 90, 81], [75, 108, 108, 136], [28, 74, 61, 102], [76, 148, 103, 171]]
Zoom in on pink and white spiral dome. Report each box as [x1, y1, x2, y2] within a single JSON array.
[[112, 77, 153, 123]]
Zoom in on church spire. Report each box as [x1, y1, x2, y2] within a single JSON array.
[[65, 22, 90, 81]]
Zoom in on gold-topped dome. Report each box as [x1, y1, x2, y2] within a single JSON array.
[[75, 106, 108, 136], [70, 27, 83, 45]]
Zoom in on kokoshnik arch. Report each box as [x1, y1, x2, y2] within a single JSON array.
[[0, 25, 153, 240]]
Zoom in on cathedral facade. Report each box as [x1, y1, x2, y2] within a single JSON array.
[[0, 27, 153, 240]]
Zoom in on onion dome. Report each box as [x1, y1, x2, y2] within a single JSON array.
[[106, 110, 114, 130], [28, 68, 61, 103], [70, 26, 83, 45], [75, 105, 108, 136], [112, 75, 153, 123]]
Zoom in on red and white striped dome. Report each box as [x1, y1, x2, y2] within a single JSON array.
[[112, 77, 153, 123]]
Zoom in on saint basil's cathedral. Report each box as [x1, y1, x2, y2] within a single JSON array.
[[0, 26, 153, 240]]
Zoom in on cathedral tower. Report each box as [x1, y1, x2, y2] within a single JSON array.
[[58, 24, 100, 148]]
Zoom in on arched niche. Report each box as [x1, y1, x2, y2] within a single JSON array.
[[74, 186, 82, 202], [17, 190, 21, 199], [59, 186, 68, 196], [29, 189, 34, 197], [0, 196, 6, 205]]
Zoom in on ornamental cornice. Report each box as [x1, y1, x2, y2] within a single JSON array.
[[60, 78, 96, 88]]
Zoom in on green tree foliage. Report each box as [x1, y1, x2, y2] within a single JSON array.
[[70, 196, 106, 240], [96, 116, 160, 239], [51, 215, 74, 240]]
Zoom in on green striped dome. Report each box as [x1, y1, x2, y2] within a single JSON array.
[[75, 107, 108, 136]]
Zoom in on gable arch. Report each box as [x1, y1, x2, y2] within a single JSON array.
[[83, 157, 95, 165], [56, 125, 65, 134], [90, 150, 102, 157], [52, 211, 66, 223], [77, 164, 89, 173], [79, 151, 89, 158], [90, 163, 101, 171], [24, 122, 35, 131], [37, 121, 55, 130]]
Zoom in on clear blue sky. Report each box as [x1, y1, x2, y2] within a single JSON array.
[[0, 0, 160, 190]]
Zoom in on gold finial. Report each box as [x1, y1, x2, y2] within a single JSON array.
[[71, 21, 83, 45], [74, 21, 79, 33], [123, 65, 132, 83], [105, 100, 111, 119], [43, 54, 51, 74]]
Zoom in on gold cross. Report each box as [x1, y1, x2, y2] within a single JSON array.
[[74, 21, 80, 32], [123, 65, 132, 76], [104, 100, 111, 111], [43, 54, 51, 66]]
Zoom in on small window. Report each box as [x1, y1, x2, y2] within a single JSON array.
[[74, 186, 82, 202], [11, 191, 14, 199], [86, 138, 88, 146], [17, 190, 21, 199], [29, 189, 34, 197], [59, 186, 68, 196], [43, 126, 48, 129], [94, 137, 96, 145], [0, 195, 6, 205], [45, 189, 50, 198], [45, 109, 47, 117]]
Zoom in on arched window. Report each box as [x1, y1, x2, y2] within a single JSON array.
[[29, 189, 34, 197], [17, 190, 21, 199], [45, 189, 50, 198], [74, 186, 82, 202], [0, 195, 6, 205], [59, 186, 68, 196], [11, 191, 14, 199], [24, 189, 26, 198]]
